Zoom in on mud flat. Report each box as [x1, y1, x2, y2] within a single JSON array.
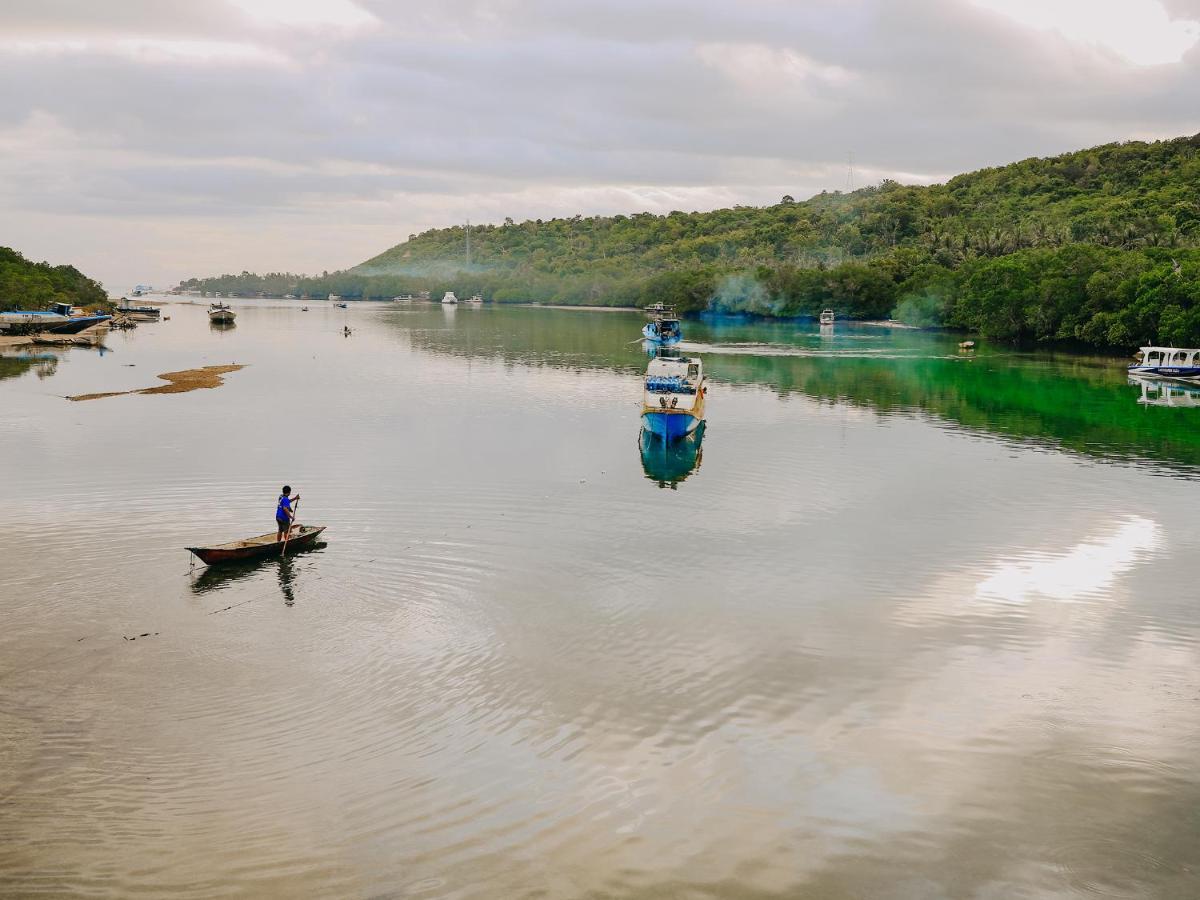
[[67, 364, 246, 401]]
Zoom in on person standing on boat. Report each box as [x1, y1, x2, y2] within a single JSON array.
[[276, 486, 300, 541]]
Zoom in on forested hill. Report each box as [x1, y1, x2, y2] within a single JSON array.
[[0, 247, 108, 312], [182, 134, 1200, 348]]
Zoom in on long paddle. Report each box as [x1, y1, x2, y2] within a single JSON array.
[[280, 495, 300, 557]]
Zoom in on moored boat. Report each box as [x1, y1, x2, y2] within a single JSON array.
[[0, 310, 72, 333], [641, 355, 707, 440], [466, 293, 483, 304], [1129, 346, 1200, 381], [643, 304, 682, 344], [441, 291, 459, 305], [208, 302, 237, 323], [819, 308, 835, 325], [186, 524, 326, 566]]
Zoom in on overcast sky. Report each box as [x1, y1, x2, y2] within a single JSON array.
[[1, 0, 1198, 291]]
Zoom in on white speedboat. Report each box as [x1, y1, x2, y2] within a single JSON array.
[[819, 308, 835, 325], [441, 291, 459, 305], [1129, 346, 1200, 381], [641, 356, 707, 440]]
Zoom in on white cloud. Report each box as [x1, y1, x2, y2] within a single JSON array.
[[970, 0, 1200, 65]]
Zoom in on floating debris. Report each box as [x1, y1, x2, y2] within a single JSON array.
[[68, 364, 246, 401]]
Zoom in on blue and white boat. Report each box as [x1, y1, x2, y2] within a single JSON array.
[[641, 356, 707, 440], [0, 310, 71, 333], [45, 302, 111, 334], [1129, 346, 1200, 381], [642, 304, 682, 344]]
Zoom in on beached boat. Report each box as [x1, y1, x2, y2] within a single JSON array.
[[0, 310, 72, 333], [441, 291, 459, 305], [208, 302, 236, 323], [186, 524, 326, 566], [643, 304, 682, 344], [819, 309, 835, 325], [47, 314, 112, 334], [1129, 346, 1200, 381], [642, 355, 707, 440]]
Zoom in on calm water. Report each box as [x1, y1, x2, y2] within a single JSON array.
[[2, 300, 1200, 898]]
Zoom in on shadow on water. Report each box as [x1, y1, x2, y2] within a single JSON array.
[[639, 422, 705, 489], [189, 543, 326, 603]]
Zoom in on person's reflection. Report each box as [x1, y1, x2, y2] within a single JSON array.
[[278, 556, 297, 607]]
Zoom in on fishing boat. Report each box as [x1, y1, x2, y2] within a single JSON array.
[[819, 308, 835, 325], [208, 302, 236, 323], [441, 291, 459, 305], [118, 298, 161, 320], [1129, 346, 1200, 381], [643, 304, 682, 344], [0, 310, 71, 333], [186, 524, 326, 566], [641, 355, 707, 440]]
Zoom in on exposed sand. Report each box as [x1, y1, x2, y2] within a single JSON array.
[[68, 364, 246, 401]]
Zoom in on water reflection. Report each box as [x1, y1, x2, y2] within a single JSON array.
[[189, 544, 323, 603], [639, 423, 705, 489], [0, 352, 59, 382], [1132, 376, 1200, 408]]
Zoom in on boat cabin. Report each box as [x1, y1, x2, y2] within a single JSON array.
[[644, 356, 703, 396], [1136, 347, 1200, 367]]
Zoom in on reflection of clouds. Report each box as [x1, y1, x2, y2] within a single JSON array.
[[975, 516, 1163, 604]]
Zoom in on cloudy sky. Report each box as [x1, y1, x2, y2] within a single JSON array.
[[1, 0, 1198, 291]]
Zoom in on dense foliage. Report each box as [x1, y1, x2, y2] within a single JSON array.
[[0, 246, 109, 312], [181, 134, 1200, 348]]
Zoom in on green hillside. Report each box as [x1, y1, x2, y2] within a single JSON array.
[[0, 247, 108, 312], [181, 134, 1200, 348]]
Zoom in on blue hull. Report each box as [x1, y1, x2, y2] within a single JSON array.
[[48, 315, 112, 335], [642, 411, 700, 439], [642, 324, 682, 344], [1129, 365, 1200, 380]]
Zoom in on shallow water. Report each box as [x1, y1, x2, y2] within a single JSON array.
[[2, 300, 1200, 897]]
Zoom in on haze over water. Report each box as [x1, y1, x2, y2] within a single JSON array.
[[2, 300, 1199, 897]]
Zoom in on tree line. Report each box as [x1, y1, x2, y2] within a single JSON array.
[[0, 247, 108, 312]]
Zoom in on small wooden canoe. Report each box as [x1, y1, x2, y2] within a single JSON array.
[[186, 524, 326, 566]]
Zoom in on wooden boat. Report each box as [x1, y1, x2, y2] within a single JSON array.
[[208, 302, 236, 323], [642, 355, 707, 439], [186, 524, 326, 565]]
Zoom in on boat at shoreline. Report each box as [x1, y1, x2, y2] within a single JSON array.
[[1129, 346, 1200, 381], [641, 355, 707, 439], [820, 308, 835, 325], [0, 311, 71, 333], [442, 291, 459, 305], [643, 304, 682, 344], [208, 302, 236, 323], [187, 524, 326, 566]]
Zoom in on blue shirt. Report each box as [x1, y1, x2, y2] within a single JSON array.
[[277, 495, 293, 520]]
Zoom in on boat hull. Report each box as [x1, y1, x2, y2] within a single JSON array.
[[208, 311, 236, 323], [187, 525, 326, 566], [642, 323, 681, 344], [1129, 365, 1200, 380], [48, 315, 112, 334], [642, 410, 701, 439]]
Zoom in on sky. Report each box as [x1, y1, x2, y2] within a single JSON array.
[[1, 0, 1198, 292]]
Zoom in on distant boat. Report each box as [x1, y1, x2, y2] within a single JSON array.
[[1129, 346, 1200, 381], [335, 302, 348, 309], [819, 309, 835, 325], [186, 524, 327, 566], [119, 298, 161, 320], [441, 291, 459, 305], [208, 302, 236, 323], [301, 306, 309, 312], [328, 294, 341, 302], [642, 304, 682, 344], [392, 294, 415, 303], [641, 355, 707, 440], [466, 293, 483, 304]]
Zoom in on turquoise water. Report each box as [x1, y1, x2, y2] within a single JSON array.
[[1, 299, 1199, 897]]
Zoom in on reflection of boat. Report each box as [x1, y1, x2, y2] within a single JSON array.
[[643, 304, 682, 344], [642, 355, 707, 439], [1129, 346, 1200, 381], [442, 291, 459, 305], [819, 309, 835, 325], [186, 524, 326, 566], [189, 551, 317, 600], [208, 302, 236, 323], [640, 422, 705, 488], [1130, 375, 1200, 408]]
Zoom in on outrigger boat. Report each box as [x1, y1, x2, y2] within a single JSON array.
[[643, 304, 682, 344], [642, 355, 707, 439], [186, 524, 326, 566], [1129, 346, 1200, 381]]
